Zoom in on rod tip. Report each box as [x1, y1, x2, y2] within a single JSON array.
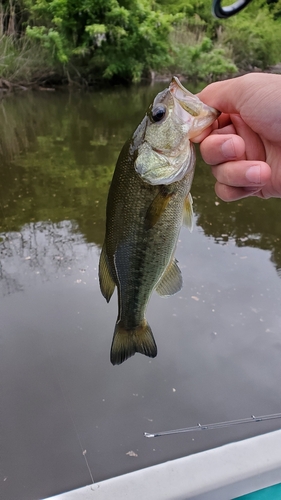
[[144, 432, 155, 438]]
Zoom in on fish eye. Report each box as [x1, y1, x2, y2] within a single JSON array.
[[151, 105, 166, 123]]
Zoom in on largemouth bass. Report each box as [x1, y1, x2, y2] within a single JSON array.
[[99, 77, 219, 365]]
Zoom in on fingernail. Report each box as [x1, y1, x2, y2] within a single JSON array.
[[221, 138, 236, 159], [245, 165, 261, 184]]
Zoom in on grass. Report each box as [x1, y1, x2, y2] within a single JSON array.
[[0, 35, 57, 86]]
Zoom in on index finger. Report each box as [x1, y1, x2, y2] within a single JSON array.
[[218, 113, 232, 129], [191, 113, 232, 144]]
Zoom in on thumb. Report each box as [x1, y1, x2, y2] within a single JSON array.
[[197, 79, 243, 115]]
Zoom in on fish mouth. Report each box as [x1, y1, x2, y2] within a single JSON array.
[[169, 76, 220, 137]]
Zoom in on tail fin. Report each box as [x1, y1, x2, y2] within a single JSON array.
[[110, 320, 157, 365]]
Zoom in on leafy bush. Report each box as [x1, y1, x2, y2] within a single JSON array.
[[168, 21, 237, 81], [24, 0, 176, 82], [220, 9, 281, 70]]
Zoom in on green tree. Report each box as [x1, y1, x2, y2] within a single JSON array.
[[221, 7, 281, 70], [24, 0, 176, 81]]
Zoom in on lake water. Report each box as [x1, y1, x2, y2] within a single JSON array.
[[1, 85, 281, 500]]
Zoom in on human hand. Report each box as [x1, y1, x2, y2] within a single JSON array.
[[192, 73, 281, 201]]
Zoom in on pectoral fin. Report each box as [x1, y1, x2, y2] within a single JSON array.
[[99, 245, 116, 302], [145, 189, 173, 230], [155, 258, 182, 296], [183, 192, 194, 232]]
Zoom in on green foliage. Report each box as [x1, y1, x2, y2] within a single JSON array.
[[1, 0, 281, 84], [268, 0, 281, 19], [221, 8, 281, 70], [23, 0, 176, 82], [168, 20, 237, 82], [26, 26, 68, 63], [92, 4, 174, 82]]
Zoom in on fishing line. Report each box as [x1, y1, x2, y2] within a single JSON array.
[[48, 350, 95, 484], [144, 412, 281, 438]]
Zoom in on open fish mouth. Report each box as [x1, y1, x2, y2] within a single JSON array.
[[169, 76, 220, 136]]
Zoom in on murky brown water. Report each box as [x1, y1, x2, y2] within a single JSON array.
[[1, 85, 281, 500]]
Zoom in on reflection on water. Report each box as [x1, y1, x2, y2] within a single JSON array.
[[1, 87, 281, 275], [192, 162, 281, 275], [0, 221, 91, 296], [1, 87, 281, 500]]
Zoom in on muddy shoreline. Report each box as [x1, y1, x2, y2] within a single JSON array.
[[1, 64, 281, 96]]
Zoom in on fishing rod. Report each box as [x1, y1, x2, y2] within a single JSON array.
[[212, 0, 253, 19], [144, 412, 281, 438]]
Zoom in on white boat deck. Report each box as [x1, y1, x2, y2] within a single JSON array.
[[46, 429, 281, 500]]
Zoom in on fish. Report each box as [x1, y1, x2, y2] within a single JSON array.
[[99, 77, 219, 365]]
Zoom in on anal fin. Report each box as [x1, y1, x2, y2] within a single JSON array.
[[155, 258, 182, 296], [99, 245, 116, 302]]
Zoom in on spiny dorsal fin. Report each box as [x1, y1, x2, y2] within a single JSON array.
[[155, 258, 182, 296]]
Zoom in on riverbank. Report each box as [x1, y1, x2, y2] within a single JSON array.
[[1, 64, 281, 96]]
